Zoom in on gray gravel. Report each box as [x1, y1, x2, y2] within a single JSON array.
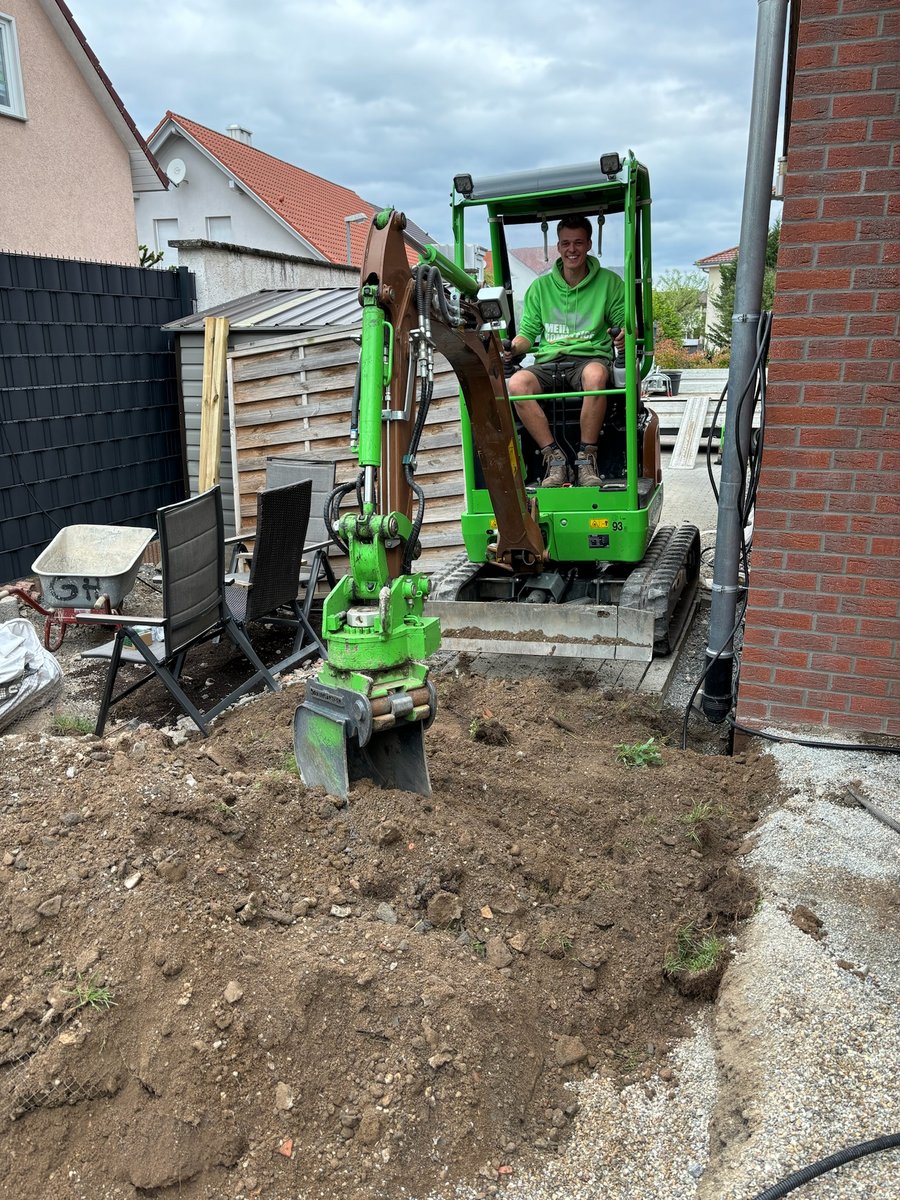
[[425, 739, 899, 1200]]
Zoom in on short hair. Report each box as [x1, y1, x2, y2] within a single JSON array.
[[557, 215, 592, 240]]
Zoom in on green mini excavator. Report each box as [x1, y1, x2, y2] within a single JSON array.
[[294, 152, 699, 799]]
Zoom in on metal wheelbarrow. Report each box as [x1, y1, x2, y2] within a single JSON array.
[[0, 525, 155, 650]]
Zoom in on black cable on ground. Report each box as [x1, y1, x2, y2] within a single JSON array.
[[729, 717, 900, 755], [750, 1132, 900, 1200], [845, 785, 900, 835]]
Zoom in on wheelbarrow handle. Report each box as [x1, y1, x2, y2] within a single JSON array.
[[1, 585, 52, 617]]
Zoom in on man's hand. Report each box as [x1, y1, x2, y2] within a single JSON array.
[[500, 339, 526, 381], [609, 326, 625, 353], [501, 338, 526, 372]]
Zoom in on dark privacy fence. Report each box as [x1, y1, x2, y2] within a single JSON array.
[[0, 252, 195, 584]]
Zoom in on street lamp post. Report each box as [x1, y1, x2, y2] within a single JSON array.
[[344, 213, 369, 264]]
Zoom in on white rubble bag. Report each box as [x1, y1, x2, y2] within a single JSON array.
[[0, 618, 64, 734]]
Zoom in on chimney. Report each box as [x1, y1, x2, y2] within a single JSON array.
[[226, 124, 253, 145]]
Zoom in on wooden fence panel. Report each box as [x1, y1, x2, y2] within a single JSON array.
[[228, 328, 469, 572]]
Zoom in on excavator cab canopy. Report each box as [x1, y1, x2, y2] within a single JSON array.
[[450, 150, 652, 359], [452, 155, 633, 221]]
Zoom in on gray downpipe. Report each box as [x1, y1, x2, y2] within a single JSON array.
[[702, 0, 789, 723]]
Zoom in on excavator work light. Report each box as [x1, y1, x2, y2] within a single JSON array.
[[453, 173, 474, 197], [600, 153, 623, 179], [476, 286, 510, 325]]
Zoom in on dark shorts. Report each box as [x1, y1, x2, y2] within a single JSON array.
[[515, 355, 612, 396]]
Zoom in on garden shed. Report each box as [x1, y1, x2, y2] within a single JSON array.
[[165, 288, 466, 568]]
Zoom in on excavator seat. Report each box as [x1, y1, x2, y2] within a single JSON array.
[[512, 394, 657, 495]]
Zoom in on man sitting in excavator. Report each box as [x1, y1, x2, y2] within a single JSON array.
[[501, 215, 626, 488]]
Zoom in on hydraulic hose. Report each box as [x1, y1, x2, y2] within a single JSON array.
[[323, 478, 360, 555], [401, 465, 427, 577], [750, 1132, 900, 1200], [349, 363, 361, 448], [400, 263, 446, 575]]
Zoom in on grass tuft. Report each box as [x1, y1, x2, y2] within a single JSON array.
[[64, 974, 116, 1012], [280, 751, 299, 776], [678, 801, 727, 844], [49, 714, 94, 736], [537, 931, 575, 957], [664, 924, 724, 976]]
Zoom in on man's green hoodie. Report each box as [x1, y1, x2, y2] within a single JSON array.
[[519, 255, 625, 362]]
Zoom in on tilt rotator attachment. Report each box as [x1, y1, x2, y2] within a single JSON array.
[[293, 508, 441, 800]]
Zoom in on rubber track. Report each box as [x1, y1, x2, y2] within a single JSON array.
[[429, 551, 482, 602], [618, 524, 701, 654]]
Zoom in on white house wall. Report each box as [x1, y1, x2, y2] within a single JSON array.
[[703, 265, 724, 338], [174, 242, 358, 310], [135, 132, 312, 266]]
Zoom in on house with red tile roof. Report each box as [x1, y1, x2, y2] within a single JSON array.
[[0, 0, 166, 263], [138, 112, 425, 276]]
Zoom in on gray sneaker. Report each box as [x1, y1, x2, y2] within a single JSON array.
[[539, 446, 570, 488], [575, 445, 603, 488]]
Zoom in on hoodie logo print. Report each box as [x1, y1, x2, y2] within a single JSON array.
[[545, 305, 592, 343]]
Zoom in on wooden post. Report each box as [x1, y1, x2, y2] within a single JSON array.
[[198, 316, 230, 491]]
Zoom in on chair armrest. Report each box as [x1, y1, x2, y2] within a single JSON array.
[[225, 530, 257, 572], [76, 613, 164, 627], [224, 529, 258, 547], [302, 539, 331, 555]]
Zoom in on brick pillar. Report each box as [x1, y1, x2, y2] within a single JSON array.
[[736, 0, 899, 738]]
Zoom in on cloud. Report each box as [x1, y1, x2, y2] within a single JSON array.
[[76, 0, 775, 271]]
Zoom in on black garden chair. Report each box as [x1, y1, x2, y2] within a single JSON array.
[[80, 486, 280, 735], [223, 479, 324, 677]]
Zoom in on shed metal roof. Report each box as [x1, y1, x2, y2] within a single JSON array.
[[164, 287, 362, 333]]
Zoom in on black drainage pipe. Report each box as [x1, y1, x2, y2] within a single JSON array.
[[750, 1132, 900, 1200]]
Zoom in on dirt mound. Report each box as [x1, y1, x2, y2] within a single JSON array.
[[0, 664, 777, 1200]]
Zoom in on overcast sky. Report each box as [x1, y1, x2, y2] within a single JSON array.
[[75, 0, 779, 275]]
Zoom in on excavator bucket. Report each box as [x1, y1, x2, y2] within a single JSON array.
[[293, 679, 434, 802]]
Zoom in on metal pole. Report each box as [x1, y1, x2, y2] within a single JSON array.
[[702, 0, 789, 723], [344, 213, 369, 266]]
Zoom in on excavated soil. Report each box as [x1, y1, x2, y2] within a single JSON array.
[[0, 594, 779, 1200]]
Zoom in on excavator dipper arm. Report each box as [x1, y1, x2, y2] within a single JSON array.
[[430, 319, 545, 571]]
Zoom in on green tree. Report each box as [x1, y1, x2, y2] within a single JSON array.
[[708, 220, 780, 350], [138, 243, 164, 268], [652, 291, 684, 342], [652, 269, 706, 342]]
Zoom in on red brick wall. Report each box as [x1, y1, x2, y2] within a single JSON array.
[[736, 0, 899, 738]]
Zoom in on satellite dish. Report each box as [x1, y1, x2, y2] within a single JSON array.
[[166, 157, 187, 185]]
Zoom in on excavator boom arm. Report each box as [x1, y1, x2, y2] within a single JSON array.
[[361, 212, 544, 571]]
